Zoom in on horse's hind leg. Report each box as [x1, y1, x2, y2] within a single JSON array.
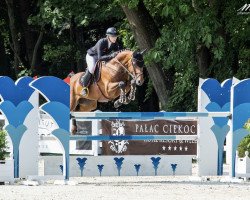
[[78, 99, 97, 112], [70, 94, 79, 134], [70, 94, 79, 112]]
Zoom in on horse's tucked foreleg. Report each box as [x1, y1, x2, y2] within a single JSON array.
[[70, 88, 79, 111], [114, 99, 123, 108], [114, 81, 127, 108], [118, 81, 126, 103], [128, 79, 136, 101]]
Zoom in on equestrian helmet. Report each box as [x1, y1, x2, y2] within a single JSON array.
[[106, 27, 118, 36]]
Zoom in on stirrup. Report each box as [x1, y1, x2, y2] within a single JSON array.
[[81, 87, 89, 97]]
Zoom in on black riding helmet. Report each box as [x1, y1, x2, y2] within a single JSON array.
[[106, 27, 118, 37]]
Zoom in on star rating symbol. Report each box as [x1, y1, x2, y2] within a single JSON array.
[[179, 146, 183, 151], [162, 146, 166, 151], [185, 146, 188, 151], [174, 146, 177, 151], [168, 146, 171, 151]]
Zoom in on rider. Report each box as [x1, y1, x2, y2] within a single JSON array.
[[81, 27, 123, 96]]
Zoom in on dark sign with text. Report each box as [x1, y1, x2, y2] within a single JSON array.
[[101, 119, 197, 155], [75, 121, 92, 150]]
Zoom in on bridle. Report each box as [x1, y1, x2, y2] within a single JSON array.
[[131, 57, 144, 81], [114, 56, 144, 81]]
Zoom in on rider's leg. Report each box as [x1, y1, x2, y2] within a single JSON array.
[[81, 54, 96, 96], [86, 54, 97, 74], [80, 70, 92, 96]]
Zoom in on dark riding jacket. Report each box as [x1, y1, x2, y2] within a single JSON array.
[[87, 38, 123, 61]]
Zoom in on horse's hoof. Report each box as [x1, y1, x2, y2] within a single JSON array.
[[114, 101, 122, 108], [119, 95, 126, 104], [129, 95, 135, 101], [123, 99, 131, 105]]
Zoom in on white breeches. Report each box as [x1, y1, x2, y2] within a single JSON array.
[[86, 54, 96, 74]]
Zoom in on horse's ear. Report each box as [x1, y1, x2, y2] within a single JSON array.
[[140, 49, 147, 55]]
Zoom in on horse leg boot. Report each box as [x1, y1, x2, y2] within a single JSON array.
[[128, 79, 136, 101], [118, 81, 127, 103], [80, 70, 92, 96], [114, 81, 126, 108]]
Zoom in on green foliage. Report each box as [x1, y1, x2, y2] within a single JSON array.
[[26, 0, 126, 78], [0, 130, 8, 160], [238, 135, 250, 158], [1, 0, 249, 111], [43, 44, 74, 63], [244, 119, 250, 131], [115, 0, 139, 8], [144, 0, 249, 111], [0, 19, 11, 55], [237, 120, 250, 157], [119, 20, 137, 50], [144, 79, 154, 101], [17, 69, 33, 78]]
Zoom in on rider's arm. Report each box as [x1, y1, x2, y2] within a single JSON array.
[[96, 39, 105, 60], [97, 40, 116, 61], [99, 54, 115, 61]]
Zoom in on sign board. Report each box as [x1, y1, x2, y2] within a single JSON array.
[[102, 119, 197, 155], [74, 121, 92, 150]]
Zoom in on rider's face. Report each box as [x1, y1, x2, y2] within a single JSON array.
[[109, 36, 117, 43]]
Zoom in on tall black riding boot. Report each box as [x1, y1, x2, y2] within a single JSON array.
[[80, 70, 92, 96]]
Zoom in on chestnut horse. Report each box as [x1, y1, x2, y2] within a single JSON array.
[[70, 49, 145, 112]]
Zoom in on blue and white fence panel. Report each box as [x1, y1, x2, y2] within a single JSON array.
[[40, 155, 193, 177]]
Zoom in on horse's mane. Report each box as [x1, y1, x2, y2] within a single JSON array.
[[114, 49, 133, 61], [115, 48, 132, 54], [116, 49, 144, 66]]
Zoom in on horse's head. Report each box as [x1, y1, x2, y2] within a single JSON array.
[[113, 49, 145, 86], [130, 50, 145, 86]]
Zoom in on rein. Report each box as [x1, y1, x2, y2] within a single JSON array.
[[113, 58, 135, 79], [96, 53, 143, 101], [113, 57, 143, 81]]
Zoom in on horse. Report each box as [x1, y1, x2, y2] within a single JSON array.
[[70, 49, 145, 112]]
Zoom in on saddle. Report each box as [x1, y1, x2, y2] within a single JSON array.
[[93, 60, 104, 83], [79, 60, 105, 87]]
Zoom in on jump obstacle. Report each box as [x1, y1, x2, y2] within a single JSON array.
[[0, 76, 249, 181]]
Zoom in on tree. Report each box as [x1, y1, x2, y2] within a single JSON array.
[[120, 0, 172, 109], [5, 0, 43, 77], [142, 0, 249, 111], [0, 23, 9, 76], [0, 0, 249, 112], [238, 135, 250, 158], [0, 130, 8, 161]]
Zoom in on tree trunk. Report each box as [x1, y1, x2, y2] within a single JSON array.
[[196, 44, 211, 78], [121, 0, 170, 109], [70, 16, 77, 72], [75, 27, 85, 72], [5, 0, 22, 75], [18, 0, 38, 68], [137, 70, 159, 111], [31, 29, 43, 70], [0, 34, 10, 76]]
